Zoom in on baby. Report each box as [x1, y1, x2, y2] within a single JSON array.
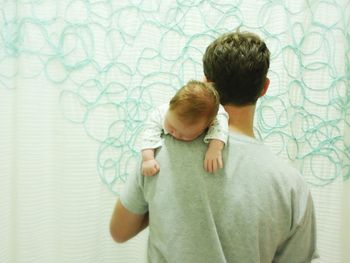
[[141, 80, 228, 176]]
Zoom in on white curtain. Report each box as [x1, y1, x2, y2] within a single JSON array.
[[0, 1, 349, 262]]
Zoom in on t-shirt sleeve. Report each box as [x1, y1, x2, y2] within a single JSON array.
[[204, 104, 229, 144], [273, 186, 319, 263], [119, 163, 149, 215]]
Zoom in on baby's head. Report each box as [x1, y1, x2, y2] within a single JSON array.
[[165, 80, 220, 141]]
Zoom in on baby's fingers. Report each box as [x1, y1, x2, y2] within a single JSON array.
[[204, 158, 211, 173], [144, 169, 153, 176], [212, 160, 218, 173], [154, 164, 160, 175], [144, 166, 158, 176], [155, 162, 160, 171], [143, 169, 150, 176], [218, 157, 223, 169]]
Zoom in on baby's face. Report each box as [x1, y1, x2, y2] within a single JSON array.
[[164, 110, 208, 141]]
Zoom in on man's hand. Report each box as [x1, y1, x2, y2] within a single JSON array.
[[204, 139, 224, 173], [142, 159, 160, 176]]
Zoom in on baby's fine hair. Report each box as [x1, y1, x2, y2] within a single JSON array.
[[169, 80, 220, 124]]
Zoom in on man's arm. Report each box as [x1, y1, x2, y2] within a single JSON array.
[[110, 199, 149, 243], [273, 192, 318, 262]]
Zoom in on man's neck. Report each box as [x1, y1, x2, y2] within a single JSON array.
[[223, 104, 256, 138]]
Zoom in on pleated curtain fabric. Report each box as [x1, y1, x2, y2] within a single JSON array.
[[0, 1, 349, 262]]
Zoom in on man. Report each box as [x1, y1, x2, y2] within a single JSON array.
[[110, 31, 318, 263]]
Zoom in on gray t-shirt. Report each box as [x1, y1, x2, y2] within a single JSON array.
[[120, 132, 318, 263]]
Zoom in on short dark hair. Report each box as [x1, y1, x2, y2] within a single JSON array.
[[203, 31, 270, 106]]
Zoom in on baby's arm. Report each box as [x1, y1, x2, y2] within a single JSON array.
[[140, 105, 166, 176], [204, 105, 229, 173], [141, 149, 160, 176], [205, 139, 225, 173]]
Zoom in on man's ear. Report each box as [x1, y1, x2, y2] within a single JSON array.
[[203, 75, 214, 84], [203, 75, 208, 82], [260, 77, 270, 97]]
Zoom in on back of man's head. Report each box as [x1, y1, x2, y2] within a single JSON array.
[[203, 31, 270, 106]]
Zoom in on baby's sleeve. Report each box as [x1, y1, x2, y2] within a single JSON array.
[[204, 105, 229, 144], [140, 105, 165, 150]]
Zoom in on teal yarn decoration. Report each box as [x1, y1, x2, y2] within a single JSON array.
[[0, 0, 349, 194]]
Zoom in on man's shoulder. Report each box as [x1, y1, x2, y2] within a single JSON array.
[[226, 133, 306, 186], [161, 133, 207, 149]]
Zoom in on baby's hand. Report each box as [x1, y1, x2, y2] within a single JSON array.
[[204, 140, 224, 173], [142, 159, 160, 176]]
